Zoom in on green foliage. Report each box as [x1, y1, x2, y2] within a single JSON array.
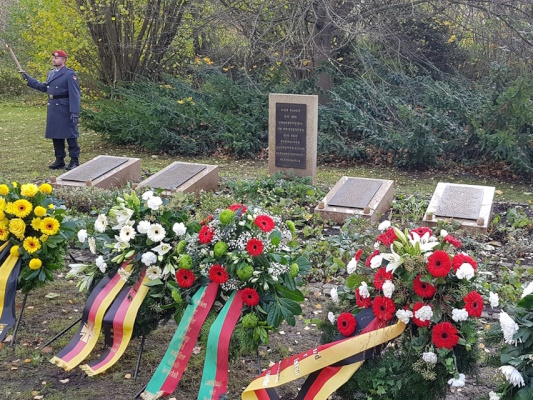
[[0, 67, 28, 97]]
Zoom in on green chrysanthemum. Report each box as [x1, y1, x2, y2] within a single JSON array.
[[289, 263, 299, 278], [237, 265, 254, 281], [214, 241, 228, 257], [178, 254, 193, 269], [219, 209, 235, 225], [241, 313, 259, 329], [171, 289, 183, 306], [286, 220, 296, 235], [176, 240, 187, 254]]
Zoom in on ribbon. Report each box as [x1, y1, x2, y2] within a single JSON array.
[[242, 308, 406, 400], [198, 289, 244, 400], [0, 242, 21, 341], [80, 271, 150, 376], [50, 264, 131, 370], [141, 282, 219, 400]]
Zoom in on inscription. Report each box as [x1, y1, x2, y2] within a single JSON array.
[[143, 163, 206, 190], [328, 178, 382, 209], [275, 103, 307, 169], [435, 186, 483, 220], [61, 156, 128, 182]]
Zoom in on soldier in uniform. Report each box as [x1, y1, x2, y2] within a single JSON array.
[[21, 50, 81, 170]]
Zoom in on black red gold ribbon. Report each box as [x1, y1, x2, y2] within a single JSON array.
[[0, 242, 21, 341]]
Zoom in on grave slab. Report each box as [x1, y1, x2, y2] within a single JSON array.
[[423, 182, 495, 232], [316, 177, 394, 223], [51, 155, 141, 189], [137, 161, 218, 195]]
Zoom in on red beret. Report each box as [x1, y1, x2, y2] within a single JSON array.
[[51, 50, 68, 58]]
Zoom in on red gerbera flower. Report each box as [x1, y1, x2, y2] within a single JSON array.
[[209, 264, 229, 284], [443, 235, 462, 249], [246, 238, 264, 257], [198, 225, 215, 244], [452, 253, 477, 272], [374, 267, 393, 291], [376, 228, 398, 246], [200, 215, 213, 226], [228, 203, 247, 214], [463, 291, 484, 317], [372, 296, 396, 322], [337, 312, 357, 336], [355, 289, 372, 308], [355, 249, 363, 261], [242, 287, 260, 307], [365, 250, 380, 267], [432, 322, 459, 349], [254, 215, 275, 232], [412, 301, 431, 327], [427, 250, 452, 278], [176, 268, 195, 288], [413, 274, 436, 299], [409, 226, 433, 239]]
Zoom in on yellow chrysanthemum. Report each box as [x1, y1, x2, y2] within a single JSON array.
[[0, 184, 9, 196], [0, 210, 4, 220], [31, 217, 42, 231], [23, 236, 41, 254], [0, 198, 5, 210], [0, 225, 9, 241], [34, 206, 47, 217], [12, 182, 18, 188], [40, 217, 60, 235], [9, 218, 26, 240], [10, 245, 20, 256], [40, 234, 49, 242], [5, 202, 14, 214], [13, 199, 33, 218], [29, 258, 42, 270], [21, 183, 39, 197], [48, 204, 55, 209], [38, 183, 53, 194]]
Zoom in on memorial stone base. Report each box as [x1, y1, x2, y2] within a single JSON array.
[[316, 177, 394, 224]]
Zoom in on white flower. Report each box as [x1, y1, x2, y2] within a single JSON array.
[[119, 225, 136, 242], [409, 231, 440, 253], [146, 266, 162, 280], [452, 308, 469, 322], [111, 205, 134, 229], [113, 239, 130, 251], [378, 220, 391, 231], [521, 281, 533, 298], [327, 312, 335, 325], [88, 237, 96, 254], [147, 223, 166, 242], [499, 365, 525, 387], [447, 373, 465, 387], [489, 292, 499, 308], [415, 305, 433, 322], [77, 229, 87, 243], [396, 309, 413, 324], [152, 242, 172, 256], [359, 282, 370, 298], [422, 351, 437, 364], [370, 254, 383, 269], [346, 258, 357, 274], [488, 391, 500, 400], [137, 220, 151, 234], [147, 196, 163, 211], [141, 251, 157, 266], [330, 286, 339, 303], [499, 311, 519, 345], [95, 256, 107, 273], [142, 190, 154, 201], [172, 222, 187, 237], [440, 229, 448, 237], [94, 214, 108, 233], [382, 280, 395, 298], [456, 263, 475, 281], [383, 246, 403, 273], [118, 268, 131, 282], [67, 263, 90, 276]]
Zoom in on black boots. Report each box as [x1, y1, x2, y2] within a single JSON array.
[[66, 158, 79, 171], [49, 158, 65, 169]]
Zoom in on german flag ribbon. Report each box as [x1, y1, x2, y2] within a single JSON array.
[[198, 289, 244, 400], [79, 271, 150, 376], [242, 308, 406, 400], [0, 242, 21, 342], [50, 263, 131, 371], [141, 282, 219, 400]]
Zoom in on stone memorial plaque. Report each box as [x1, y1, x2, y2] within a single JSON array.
[[435, 185, 483, 220], [328, 178, 382, 209], [143, 163, 206, 189], [60, 156, 128, 182], [275, 102, 307, 169]]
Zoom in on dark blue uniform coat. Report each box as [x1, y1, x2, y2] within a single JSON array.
[[26, 67, 81, 139]]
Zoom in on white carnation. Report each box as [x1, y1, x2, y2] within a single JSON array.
[[382, 280, 395, 298], [456, 263, 475, 281], [422, 351, 437, 364], [489, 292, 499, 308], [330, 286, 339, 303], [95, 255, 107, 273], [141, 251, 157, 266], [448, 373, 465, 387], [137, 220, 151, 234], [452, 308, 469, 322], [77, 229, 87, 243], [147, 196, 163, 210], [346, 258, 357, 274], [370, 254, 383, 269], [327, 312, 335, 325], [415, 305, 433, 322], [396, 309, 413, 324], [378, 220, 391, 231], [142, 190, 154, 201], [172, 222, 187, 237], [359, 282, 370, 298]]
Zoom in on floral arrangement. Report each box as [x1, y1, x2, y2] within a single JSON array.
[[330, 222, 483, 396], [0, 181, 75, 292], [174, 203, 307, 348]]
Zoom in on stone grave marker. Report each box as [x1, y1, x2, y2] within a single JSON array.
[[316, 177, 394, 223], [268, 93, 318, 184], [51, 155, 141, 189], [423, 182, 495, 231], [137, 161, 218, 195]]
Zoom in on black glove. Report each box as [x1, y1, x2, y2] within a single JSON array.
[[20, 71, 30, 81], [71, 114, 79, 125]]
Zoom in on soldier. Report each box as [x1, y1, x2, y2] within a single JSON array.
[[21, 50, 81, 170]]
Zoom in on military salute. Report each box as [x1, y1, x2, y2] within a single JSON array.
[[21, 50, 81, 170]]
